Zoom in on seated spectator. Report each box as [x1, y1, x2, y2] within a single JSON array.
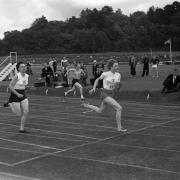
[[162, 68, 180, 93], [41, 63, 54, 87]]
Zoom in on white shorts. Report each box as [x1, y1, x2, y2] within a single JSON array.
[[152, 64, 158, 68]]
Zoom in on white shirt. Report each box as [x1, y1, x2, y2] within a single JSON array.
[[100, 71, 121, 90], [74, 69, 84, 79], [14, 72, 29, 90], [173, 75, 176, 84]]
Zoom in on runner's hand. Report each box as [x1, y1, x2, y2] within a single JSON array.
[[17, 93, 23, 98]]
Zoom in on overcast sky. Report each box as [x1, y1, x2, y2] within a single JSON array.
[[0, 0, 174, 39]]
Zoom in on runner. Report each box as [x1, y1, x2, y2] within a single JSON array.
[[6, 62, 30, 133], [64, 63, 85, 100], [82, 59, 127, 132]]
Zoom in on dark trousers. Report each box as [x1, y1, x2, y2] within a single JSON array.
[[142, 67, 149, 77], [130, 67, 136, 76]]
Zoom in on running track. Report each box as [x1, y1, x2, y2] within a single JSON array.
[[0, 92, 180, 180]]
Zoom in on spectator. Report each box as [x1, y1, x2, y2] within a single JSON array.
[[129, 55, 137, 76], [92, 60, 98, 79], [66, 63, 76, 87], [53, 59, 57, 73], [61, 57, 68, 68], [151, 56, 160, 78], [80, 63, 88, 86], [25, 63, 33, 76], [90, 61, 104, 88], [41, 63, 54, 87], [49, 59, 55, 75], [162, 68, 180, 93], [142, 55, 149, 77]]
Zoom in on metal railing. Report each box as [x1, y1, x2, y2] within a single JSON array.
[[0, 56, 10, 67]]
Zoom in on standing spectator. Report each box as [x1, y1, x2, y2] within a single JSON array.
[[66, 63, 76, 87], [61, 57, 68, 68], [162, 68, 180, 93], [26, 63, 33, 76], [92, 60, 98, 79], [49, 59, 55, 75], [53, 59, 57, 73], [151, 56, 160, 78], [80, 63, 88, 86], [129, 55, 137, 76], [142, 55, 149, 77], [41, 63, 54, 87]]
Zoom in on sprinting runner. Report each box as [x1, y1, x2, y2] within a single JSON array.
[[6, 62, 30, 133], [64, 63, 85, 100], [82, 59, 127, 132]]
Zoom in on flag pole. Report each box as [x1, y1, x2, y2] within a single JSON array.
[[169, 38, 173, 64]]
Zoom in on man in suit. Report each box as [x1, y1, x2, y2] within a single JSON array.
[[162, 68, 180, 93], [41, 63, 54, 87], [142, 55, 149, 77], [129, 55, 137, 77]]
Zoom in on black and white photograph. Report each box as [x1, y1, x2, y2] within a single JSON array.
[[0, 0, 180, 179]]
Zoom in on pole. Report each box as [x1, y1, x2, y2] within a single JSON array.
[[150, 48, 153, 58], [170, 39, 173, 64]]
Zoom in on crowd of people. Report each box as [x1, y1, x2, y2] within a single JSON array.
[[129, 55, 160, 78]]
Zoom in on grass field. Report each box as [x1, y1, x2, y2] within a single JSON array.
[[0, 93, 180, 179]]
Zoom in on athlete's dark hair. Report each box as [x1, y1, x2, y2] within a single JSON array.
[[16, 62, 24, 72], [107, 59, 117, 70]]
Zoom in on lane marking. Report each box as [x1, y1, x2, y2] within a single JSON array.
[[0, 122, 100, 141], [11, 116, 179, 167], [0, 171, 40, 180]]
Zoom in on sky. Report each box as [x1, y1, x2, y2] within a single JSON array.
[[0, 0, 174, 39]]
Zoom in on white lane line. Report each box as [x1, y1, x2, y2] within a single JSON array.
[[0, 171, 40, 180], [0, 111, 155, 129], [0, 146, 48, 154], [53, 154, 180, 175], [0, 136, 62, 151], [0, 122, 100, 141], [134, 132, 180, 139], [1, 91, 180, 109], [1, 119, 117, 133], [1, 115, 117, 131], [101, 142, 180, 153], [29, 101, 180, 114], [11, 115, 179, 167], [0, 162, 11, 166], [0, 130, 89, 143]]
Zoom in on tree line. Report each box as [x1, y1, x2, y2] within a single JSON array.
[[0, 1, 180, 55]]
